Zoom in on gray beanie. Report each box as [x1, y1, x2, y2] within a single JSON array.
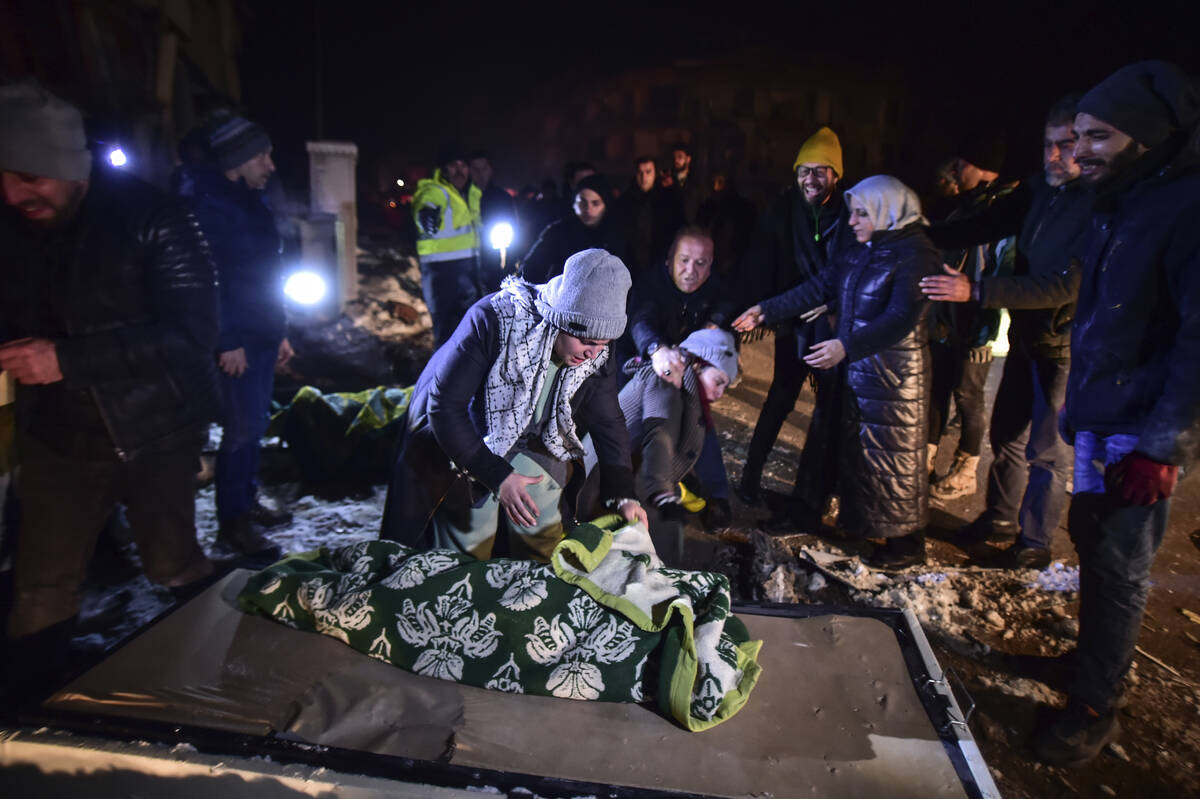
[[536, 248, 631, 340], [680, 328, 738, 383], [1078, 60, 1200, 148], [0, 82, 92, 181], [208, 115, 272, 171]]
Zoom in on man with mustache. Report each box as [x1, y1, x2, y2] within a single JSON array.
[[921, 94, 1093, 569], [1033, 61, 1200, 766]]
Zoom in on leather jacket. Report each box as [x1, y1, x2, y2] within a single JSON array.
[[0, 170, 220, 459]]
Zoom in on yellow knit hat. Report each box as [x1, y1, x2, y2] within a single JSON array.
[[792, 126, 843, 178]]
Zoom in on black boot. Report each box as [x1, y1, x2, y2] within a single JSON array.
[[869, 532, 927, 569], [217, 514, 282, 562]]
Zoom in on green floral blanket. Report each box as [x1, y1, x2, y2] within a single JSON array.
[[237, 516, 762, 731]]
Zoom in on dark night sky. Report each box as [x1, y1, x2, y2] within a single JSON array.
[[237, 0, 1199, 192]]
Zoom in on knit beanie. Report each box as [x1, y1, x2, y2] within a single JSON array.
[[1078, 60, 1200, 148], [958, 128, 1007, 173], [208, 115, 271, 171], [574, 173, 614, 208], [680, 328, 738, 384], [536, 248, 631, 340], [0, 82, 91, 181], [792, 127, 844, 178]]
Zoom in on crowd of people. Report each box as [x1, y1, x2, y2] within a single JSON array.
[[1, 57, 1198, 768]]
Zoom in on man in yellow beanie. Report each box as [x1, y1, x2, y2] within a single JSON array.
[[736, 127, 854, 529]]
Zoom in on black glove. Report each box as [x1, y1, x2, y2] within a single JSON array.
[[418, 206, 440, 237]]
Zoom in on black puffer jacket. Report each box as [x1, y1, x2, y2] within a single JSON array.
[[760, 225, 940, 536], [618, 363, 707, 503], [1065, 136, 1200, 469], [380, 295, 635, 544], [0, 170, 220, 458]]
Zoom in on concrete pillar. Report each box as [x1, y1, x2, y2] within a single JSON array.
[[306, 141, 358, 309]]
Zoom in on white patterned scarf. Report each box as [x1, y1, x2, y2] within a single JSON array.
[[483, 278, 608, 461]]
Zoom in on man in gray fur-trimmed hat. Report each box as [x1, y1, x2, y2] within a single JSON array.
[[0, 82, 221, 689], [381, 249, 647, 559]]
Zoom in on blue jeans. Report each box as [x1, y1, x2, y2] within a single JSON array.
[[1067, 431, 1170, 714], [984, 352, 1072, 549], [694, 426, 730, 500], [420, 256, 481, 347], [216, 344, 278, 522]]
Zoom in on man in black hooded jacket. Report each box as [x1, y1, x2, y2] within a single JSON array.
[[1030, 61, 1200, 767]]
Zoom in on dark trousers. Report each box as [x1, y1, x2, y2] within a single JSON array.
[[216, 344, 278, 523], [985, 351, 1071, 548], [743, 329, 829, 489], [8, 433, 210, 638], [929, 341, 990, 455], [420, 256, 482, 347], [1067, 490, 1168, 714]]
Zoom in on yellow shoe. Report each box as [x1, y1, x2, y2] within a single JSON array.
[[679, 483, 707, 513]]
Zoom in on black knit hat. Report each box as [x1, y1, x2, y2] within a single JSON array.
[[958, 128, 1007, 173], [1078, 60, 1200, 148], [208, 116, 271, 171]]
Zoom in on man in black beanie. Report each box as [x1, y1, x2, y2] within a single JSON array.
[[1032, 60, 1200, 766], [176, 114, 293, 560], [927, 128, 1019, 505]]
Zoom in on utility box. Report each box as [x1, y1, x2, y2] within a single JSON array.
[[306, 141, 358, 309]]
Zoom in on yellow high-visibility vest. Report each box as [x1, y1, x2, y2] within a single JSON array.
[[413, 169, 481, 264]]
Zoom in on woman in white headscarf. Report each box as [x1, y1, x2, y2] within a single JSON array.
[[734, 175, 940, 567]]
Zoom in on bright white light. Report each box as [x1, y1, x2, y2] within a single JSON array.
[[489, 222, 513, 250], [395, 178, 405, 187], [108, 147, 128, 167], [284, 270, 327, 305]]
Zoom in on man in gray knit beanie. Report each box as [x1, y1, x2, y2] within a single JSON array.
[[0, 82, 92, 229], [381, 248, 646, 559]]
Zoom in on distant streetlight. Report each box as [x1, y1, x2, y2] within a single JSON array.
[[395, 178, 405, 188]]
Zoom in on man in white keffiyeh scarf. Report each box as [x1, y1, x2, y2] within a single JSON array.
[[381, 248, 648, 561]]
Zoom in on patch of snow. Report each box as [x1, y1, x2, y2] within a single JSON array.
[[1029, 562, 1080, 592]]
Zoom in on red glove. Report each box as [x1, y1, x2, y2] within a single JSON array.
[[1105, 452, 1179, 505]]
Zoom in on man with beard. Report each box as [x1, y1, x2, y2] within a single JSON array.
[[1032, 61, 1200, 766], [736, 127, 852, 524], [670, 142, 703, 224], [921, 95, 1093, 569], [616, 156, 683, 279], [0, 83, 220, 689]]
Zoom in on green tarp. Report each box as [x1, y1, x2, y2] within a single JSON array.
[[267, 385, 412, 485]]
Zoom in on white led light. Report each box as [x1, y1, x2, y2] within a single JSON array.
[[489, 222, 513, 250], [283, 270, 327, 305], [108, 147, 128, 167]]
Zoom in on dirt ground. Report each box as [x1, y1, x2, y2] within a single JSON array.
[[706, 336, 1200, 799]]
